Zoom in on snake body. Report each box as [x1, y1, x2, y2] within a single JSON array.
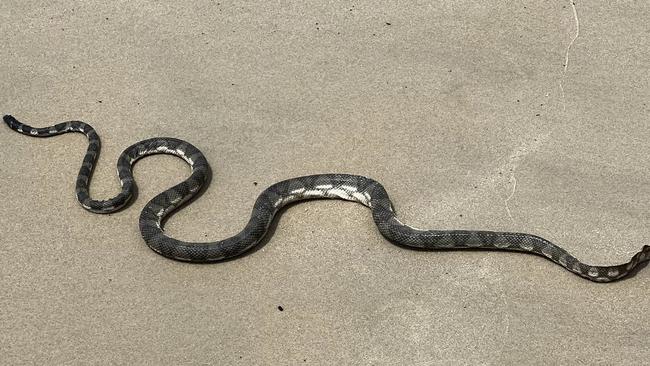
[[4, 115, 649, 282]]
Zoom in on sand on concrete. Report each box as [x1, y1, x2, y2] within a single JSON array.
[[1, 1, 649, 364]]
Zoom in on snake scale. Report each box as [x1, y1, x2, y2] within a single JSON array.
[[4, 115, 649, 282]]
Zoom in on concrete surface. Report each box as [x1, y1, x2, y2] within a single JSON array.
[[1, 1, 649, 364]]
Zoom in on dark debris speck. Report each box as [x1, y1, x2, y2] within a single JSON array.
[[278, 306, 284, 311]]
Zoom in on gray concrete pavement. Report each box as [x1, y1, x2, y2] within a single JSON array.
[[1, 1, 648, 364]]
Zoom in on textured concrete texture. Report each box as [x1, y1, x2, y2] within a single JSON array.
[[1, 1, 649, 364]]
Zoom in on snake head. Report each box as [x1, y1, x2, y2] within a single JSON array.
[[3, 114, 18, 128]]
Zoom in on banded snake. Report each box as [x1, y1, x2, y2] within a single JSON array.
[[4, 115, 648, 283]]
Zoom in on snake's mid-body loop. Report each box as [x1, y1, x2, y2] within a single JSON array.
[[4, 115, 649, 282]]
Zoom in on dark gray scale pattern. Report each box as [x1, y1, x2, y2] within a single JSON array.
[[4, 115, 649, 282]]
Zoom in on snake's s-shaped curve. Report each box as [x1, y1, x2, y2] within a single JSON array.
[[3, 115, 649, 282]]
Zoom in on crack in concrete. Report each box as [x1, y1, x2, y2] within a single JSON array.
[[559, 0, 581, 112], [497, 133, 549, 224], [456, 133, 549, 225], [504, 175, 517, 224]]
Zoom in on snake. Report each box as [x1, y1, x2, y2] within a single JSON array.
[[3, 115, 649, 282]]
